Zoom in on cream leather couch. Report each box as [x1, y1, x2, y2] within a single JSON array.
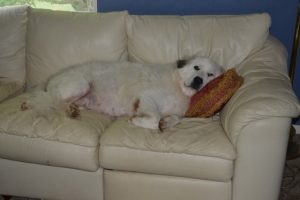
[[0, 5, 300, 200]]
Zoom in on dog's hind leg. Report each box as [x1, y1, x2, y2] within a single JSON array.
[[45, 73, 92, 118], [21, 69, 93, 120], [47, 71, 91, 102]]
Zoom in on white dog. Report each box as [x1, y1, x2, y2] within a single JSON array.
[[21, 57, 223, 130]]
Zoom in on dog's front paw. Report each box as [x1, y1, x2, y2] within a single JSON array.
[[159, 115, 181, 131], [130, 115, 159, 130], [66, 103, 80, 119]]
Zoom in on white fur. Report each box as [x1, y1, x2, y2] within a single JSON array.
[[23, 57, 223, 130]]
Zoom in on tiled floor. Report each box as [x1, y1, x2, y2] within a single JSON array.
[[279, 134, 300, 200]]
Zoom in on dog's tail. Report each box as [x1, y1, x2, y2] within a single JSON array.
[[21, 89, 66, 118]]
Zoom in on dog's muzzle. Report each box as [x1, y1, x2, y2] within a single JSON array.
[[190, 76, 203, 90]]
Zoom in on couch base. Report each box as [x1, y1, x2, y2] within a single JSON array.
[[0, 158, 103, 200], [104, 170, 232, 200], [0, 158, 232, 200]]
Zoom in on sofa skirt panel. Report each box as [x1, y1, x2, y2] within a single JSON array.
[[100, 146, 233, 182], [0, 132, 99, 171], [0, 158, 103, 200], [104, 170, 231, 200]]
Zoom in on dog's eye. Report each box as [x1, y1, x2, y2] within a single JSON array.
[[194, 66, 200, 71], [207, 73, 214, 77]]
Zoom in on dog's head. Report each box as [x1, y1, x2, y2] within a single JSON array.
[[176, 57, 224, 97]]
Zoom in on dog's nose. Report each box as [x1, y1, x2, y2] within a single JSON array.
[[191, 76, 203, 90]]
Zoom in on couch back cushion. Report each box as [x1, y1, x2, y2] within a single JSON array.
[[0, 5, 28, 84], [26, 8, 128, 88], [127, 13, 271, 68]]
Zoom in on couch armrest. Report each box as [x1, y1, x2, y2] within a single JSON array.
[[220, 36, 300, 146], [232, 117, 291, 200], [0, 81, 24, 103]]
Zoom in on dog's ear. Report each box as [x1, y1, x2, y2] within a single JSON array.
[[177, 60, 187, 68]]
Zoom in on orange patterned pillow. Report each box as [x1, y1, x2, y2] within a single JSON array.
[[185, 68, 244, 118]]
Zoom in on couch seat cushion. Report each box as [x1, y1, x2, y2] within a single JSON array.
[[0, 93, 112, 171], [100, 118, 236, 182]]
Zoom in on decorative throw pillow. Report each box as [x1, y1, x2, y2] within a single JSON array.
[[185, 68, 244, 118]]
